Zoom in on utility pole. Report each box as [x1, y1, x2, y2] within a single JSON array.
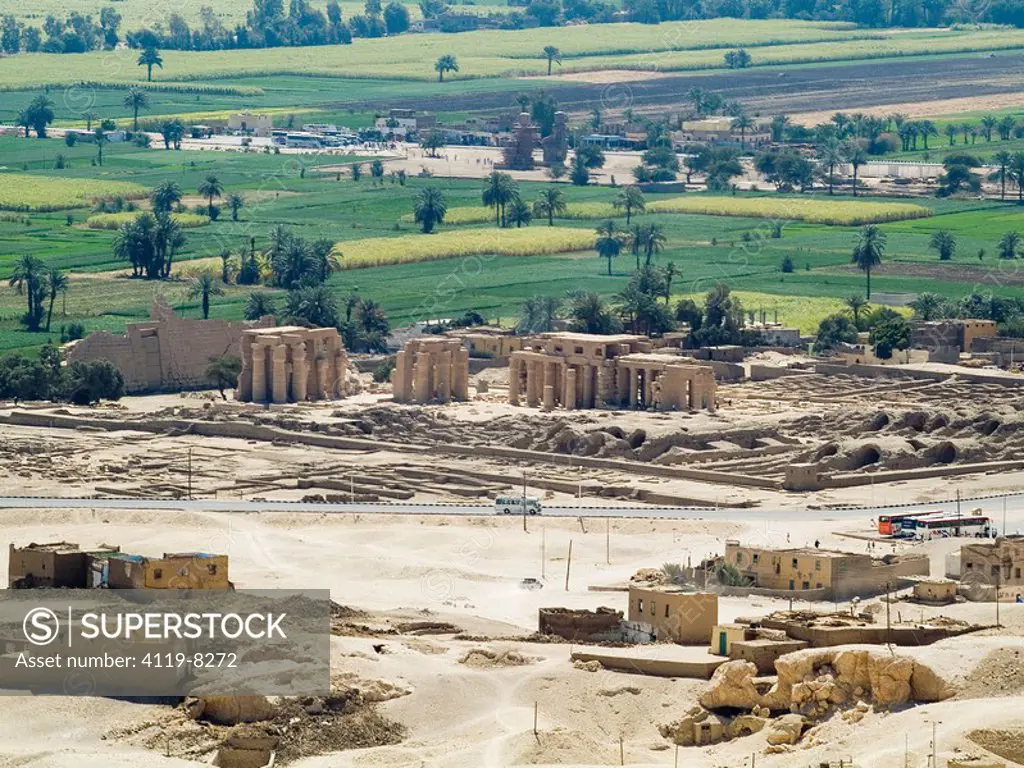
[[565, 539, 573, 591], [522, 470, 528, 533], [996, 562, 1001, 627]]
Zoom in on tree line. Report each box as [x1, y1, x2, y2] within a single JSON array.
[[0, 345, 124, 404]]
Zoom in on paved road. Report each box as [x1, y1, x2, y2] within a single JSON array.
[[0, 494, 1022, 524]]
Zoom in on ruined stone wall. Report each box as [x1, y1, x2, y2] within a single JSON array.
[[538, 607, 623, 641]]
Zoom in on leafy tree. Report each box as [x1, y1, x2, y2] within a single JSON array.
[[533, 187, 566, 226], [674, 298, 702, 332], [570, 153, 590, 186], [160, 118, 185, 150], [414, 185, 447, 233], [507, 195, 532, 227], [517, 295, 561, 334], [998, 231, 1021, 260], [613, 185, 646, 225], [813, 313, 858, 354], [137, 46, 163, 81], [350, 162, 362, 181], [851, 224, 885, 299], [991, 150, 1013, 201], [929, 230, 956, 261], [122, 87, 149, 131], [723, 48, 751, 69], [227, 193, 245, 221], [0, 354, 50, 403], [1009, 151, 1024, 204], [542, 44, 561, 75], [198, 174, 224, 217], [575, 144, 605, 169], [909, 292, 948, 321], [206, 356, 242, 399], [63, 360, 124, 404], [24, 94, 55, 138], [188, 273, 224, 319], [869, 315, 910, 359], [421, 129, 445, 158], [755, 149, 813, 191], [244, 291, 277, 320], [614, 267, 675, 336], [383, 1, 410, 33], [434, 54, 458, 81]]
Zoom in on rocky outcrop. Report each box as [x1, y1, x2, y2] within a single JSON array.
[[764, 714, 807, 746], [699, 661, 763, 710]]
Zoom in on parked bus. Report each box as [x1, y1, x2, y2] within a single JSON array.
[[911, 515, 992, 541], [494, 496, 542, 516], [877, 511, 944, 536]]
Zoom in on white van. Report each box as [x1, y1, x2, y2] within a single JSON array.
[[494, 496, 542, 516]]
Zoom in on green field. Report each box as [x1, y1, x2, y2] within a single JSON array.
[[3, 129, 1024, 355], [1, 22, 1021, 88]]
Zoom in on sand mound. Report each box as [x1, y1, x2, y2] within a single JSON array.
[[956, 648, 1024, 700], [511, 729, 618, 765], [459, 647, 539, 668], [968, 729, 1024, 764]]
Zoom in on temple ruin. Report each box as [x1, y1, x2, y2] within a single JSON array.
[[541, 111, 569, 166], [236, 326, 348, 404], [502, 112, 539, 170], [392, 338, 470, 404], [67, 296, 273, 394], [508, 333, 716, 412]]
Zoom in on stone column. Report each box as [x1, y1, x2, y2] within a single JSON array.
[[581, 364, 593, 409], [508, 358, 520, 405], [525, 360, 539, 407], [437, 350, 452, 402], [644, 369, 655, 408], [413, 352, 431, 403], [292, 342, 308, 402], [237, 337, 253, 401], [271, 344, 288, 404], [316, 357, 329, 400], [333, 351, 346, 398], [453, 347, 470, 401], [251, 342, 267, 402], [628, 366, 639, 408], [616, 365, 629, 406], [564, 367, 577, 410], [542, 362, 555, 411], [392, 350, 409, 402]]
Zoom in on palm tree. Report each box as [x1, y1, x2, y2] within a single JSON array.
[[819, 139, 844, 195], [909, 292, 945, 321], [482, 171, 516, 227], [662, 262, 677, 304], [919, 120, 937, 150], [434, 54, 458, 82], [1010, 151, 1024, 204], [533, 188, 566, 226], [137, 46, 163, 81], [732, 114, 754, 148], [542, 45, 562, 75], [188, 273, 224, 319], [94, 126, 109, 166], [844, 141, 867, 197], [44, 267, 68, 332], [998, 231, 1021, 260], [844, 294, 868, 330], [628, 223, 646, 269], [929, 230, 956, 261], [981, 115, 997, 141], [614, 185, 646, 225], [851, 225, 885, 299], [151, 180, 183, 213], [244, 291, 277, 321], [123, 88, 149, 131], [643, 222, 666, 266], [507, 195, 532, 227], [944, 123, 957, 146], [227, 193, 244, 221], [413, 185, 447, 233], [197, 174, 223, 217], [595, 220, 623, 276], [992, 150, 1012, 201], [9, 254, 45, 320]]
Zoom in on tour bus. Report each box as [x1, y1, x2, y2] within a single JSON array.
[[877, 511, 942, 536], [909, 515, 993, 541], [494, 496, 542, 516]]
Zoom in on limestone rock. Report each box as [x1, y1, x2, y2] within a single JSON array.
[[764, 714, 807, 746], [727, 714, 767, 739], [868, 655, 914, 707], [910, 661, 957, 702], [188, 695, 277, 724], [699, 660, 761, 710]]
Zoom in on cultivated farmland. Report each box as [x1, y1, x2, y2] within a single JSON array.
[[645, 196, 933, 225], [84, 212, 210, 229], [333, 227, 596, 269], [0, 173, 148, 211]]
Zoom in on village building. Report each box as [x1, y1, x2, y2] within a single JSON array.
[[228, 112, 274, 137], [392, 337, 470, 404], [93, 551, 230, 589], [674, 117, 772, 147], [67, 297, 273, 394], [374, 108, 436, 139], [8, 542, 118, 589], [508, 332, 716, 412], [724, 540, 929, 600], [625, 586, 718, 644], [961, 536, 1024, 586]]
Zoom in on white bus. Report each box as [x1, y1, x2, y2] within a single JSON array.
[[494, 496, 542, 516], [912, 515, 992, 541]]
